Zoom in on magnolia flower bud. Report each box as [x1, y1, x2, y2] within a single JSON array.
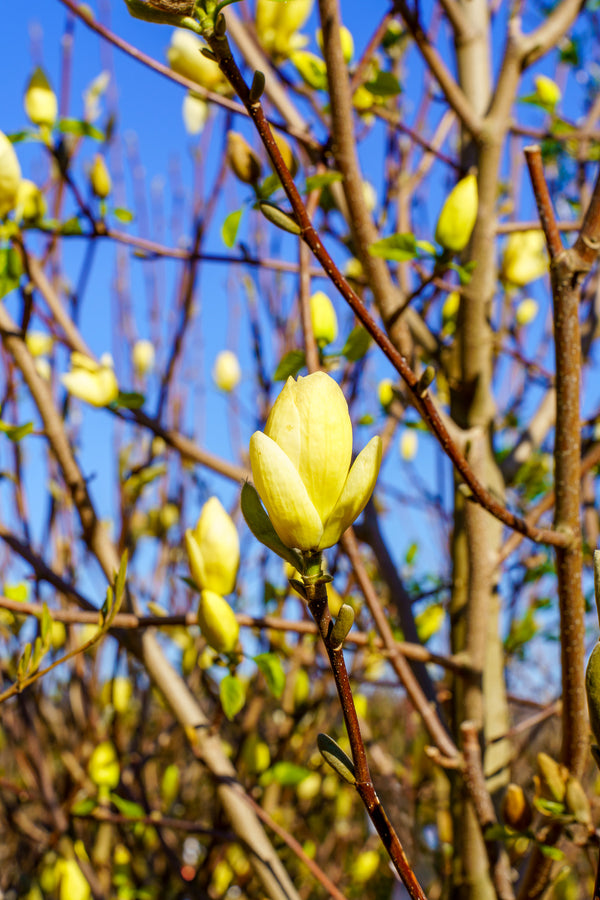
[[515, 298, 539, 326], [310, 291, 338, 347], [182, 93, 209, 135], [185, 496, 240, 595], [88, 740, 120, 789], [61, 351, 119, 407], [15, 179, 46, 222], [256, 0, 313, 58], [227, 132, 262, 185], [442, 291, 460, 322], [25, 330, 53, 358], [378, 379, 394, 410], [213, 350, 241, 392], [0, 131, 21, 219], [502, 783, 532, 831], [316, 25, 354, 63], [502, 231, 548, 287], [54, 859, 91, 900], [435, 173, 478, 253], [90, 154, 111, 198], [249, 372, 382, 551], [24, 68, 58, 127], [132, 338, 155, 377], [125, 0, 195, 26], [272, 131, 298, 177], [167, 29, 230, 94], [534, 74, 561, 108], [198, 589, 239, 653], [400, 429, 418, 461], [101, 676, 133, 714], [351, 850, 381, 883]]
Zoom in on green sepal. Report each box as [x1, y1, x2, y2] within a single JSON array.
[[241, 481, 305, 573], [330, 603, 355, 648], [317, 733, 356, 784]]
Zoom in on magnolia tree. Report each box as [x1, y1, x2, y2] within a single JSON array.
[[1, 0, 600, 898]]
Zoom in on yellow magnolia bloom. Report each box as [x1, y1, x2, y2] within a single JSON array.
[[88, 740, 120, 789], [198, 589, 239, 653], [377, 378, 394, 409], [515, 298, 539, 326], [502, 230, 548, 286], [310, 291, 338, 347], [182, 93, 209, 135], [132, 338, 155, 376], [399, 430, 418, 461], [256, 0, 313, 58], [167, 28, 231, 94], [55, 859, 91, 900], [61, 351, 119, 407], [25, 330, 53, 358], [213, 350, 241, 392], [15, 179, 46, 222], [24, 68, 58, 127], [90, 154, 111, 198], [249, 372, 382, 551], [185, 496, 240, 594], [0, 131, 21, 219], [435, 173, 478, 253], [534, 74, 561, 108]]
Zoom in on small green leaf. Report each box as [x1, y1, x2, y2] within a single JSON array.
[[220, 674, 246, 720], [60, 217, 83, 236], [449, 260, 477, 285], [538, 844, 565, 860], [0, 247, 23, 301], [57, 118, 105, 141], [364, 71, 402, 97], [341, 326, 371, 362], [110, 793, 146, 818], [305, 172, 344, 192], [40, 604, 52, 643], [291, 51, 328, 91], [254, 652, 285, 698], [221, 209, 243, 248], [18, 642, 32, 680], [113, 207, 134, 224], [260, 761, 312, 787], [358, 414, 374, 426], [115, 391, 145, 409], [258, 174, 283, 200], [368, 232, 417, 262], [70, 797, 98, 816], [273, 349, 306, 381], [0, 421, 33, 442]]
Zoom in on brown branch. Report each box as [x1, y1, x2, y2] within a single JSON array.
[[204, 26, 570, 549]]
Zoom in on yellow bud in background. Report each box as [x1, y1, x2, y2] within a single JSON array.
[[502, 783, 532, 831], [15, 179, 46, 222], [310, 291, 338, 347], [502, 231, 548, 287], [415, 603, 445, 643], [24, 68, 58, 127], [316, 25, 354, 63], [26, 330, 53, 358], [90, 154, 111, 198], [182, 93, 209, 135], [132, 338, 155, 377], [55, 859, 91, 900], [241, 733, 271, 773], [160, 763, 180, 807], [198, 589, 239, 653], [297, 772, 321, 801], [534, 74, 561, 108], [185, 496, 240, 594], [61, 352, 119, 407], [101, 676, 133, 714], [256, 0, 313, 58], [227, 131, 262, 185], [378, 378, 394, 410], [435, 173, 478, 253], [88, 740, 120, 789], [50, 619, 67, 651], [442, 291, 460, 322], [167, 29, 230, 94], [211, 860, 234, 897], [400, 429, 418, 461], [515, 298, 539, 327], [0, 131, 21, 219], [272, 130, 298, 177], [350, 849, 380, 883], [213, 349, 241, 392], [345, 257, 364, 280]]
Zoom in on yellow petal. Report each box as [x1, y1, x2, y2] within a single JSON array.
[[185, 528, 207, 589], [292, 372, 352, 521], [61, 365, 118, 407], [319, 436, 382, 549], [193, 497, 239, 594], [264, 376, 302, 469], [198, 590, 239, 653], [0, 131, 21, 219], [250, 431, 323, 550]]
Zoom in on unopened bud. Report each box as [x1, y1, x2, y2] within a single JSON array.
[[259, 201, 301, 234], [15, 179, 46, 222], [227, 132, 262, 185], [502, 783, 532, 831], [198, 589, 239, 653], [90, 154, 111, 199], [132, 339, 155, 377], [24, 68, 57, 127], [378, 379, 394, 410], [212, 350, 241, 392], [534, 74, 561, 108], [309, 291, 337, 347], [515, 298, 539, 327], [435, 173, 478, 254]]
